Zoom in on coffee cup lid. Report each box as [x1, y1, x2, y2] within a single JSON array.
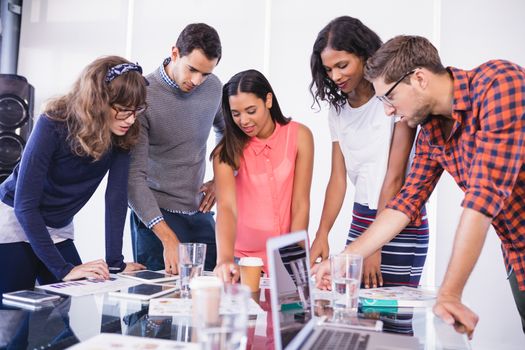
[[239, 257, 263, 267], [189, 276, 222, 290]]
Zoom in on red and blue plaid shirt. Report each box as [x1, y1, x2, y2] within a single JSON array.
[[387, 60, 525, 290]]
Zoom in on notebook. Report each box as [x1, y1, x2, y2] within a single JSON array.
[[266, 231, 419, 350]]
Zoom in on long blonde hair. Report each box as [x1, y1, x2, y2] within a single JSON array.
[[44, 56, 147, 160]]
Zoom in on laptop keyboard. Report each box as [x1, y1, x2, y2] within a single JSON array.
[[310, 329, 370, 350]]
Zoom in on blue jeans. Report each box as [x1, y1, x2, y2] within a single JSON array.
[[508, 269, 525, 333], [130, 209, 217, 272], [0, 239, 81, 295]]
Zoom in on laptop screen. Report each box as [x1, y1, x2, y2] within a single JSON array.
[[269, 235, 313, 348], [268, 232, 422, 350]]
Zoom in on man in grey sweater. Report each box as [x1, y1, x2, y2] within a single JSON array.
[[128, 23, 224, 274]]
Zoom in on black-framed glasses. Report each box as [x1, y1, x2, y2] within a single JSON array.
[[376, 70, 416, 107], [111, 104, 147, 120]]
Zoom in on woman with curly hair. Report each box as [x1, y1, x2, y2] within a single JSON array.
[[0, 56, 148, 294], [309, 16, 429, 288]]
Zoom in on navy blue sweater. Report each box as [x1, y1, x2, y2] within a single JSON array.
[[0, 115, 129, 279]]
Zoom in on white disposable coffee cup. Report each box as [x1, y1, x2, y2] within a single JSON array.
[[190, 276, 222, 327], [239, 257, 263, 292], [189, 275, 223, 291]]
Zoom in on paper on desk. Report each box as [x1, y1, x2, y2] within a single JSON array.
[[149, 296, 265, 317], [69, 333, 198, 350], [36, 276, 141, 297], [358, 286, 436, 307]]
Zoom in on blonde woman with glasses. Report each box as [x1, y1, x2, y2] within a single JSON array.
[[0, 56, 148, 294]]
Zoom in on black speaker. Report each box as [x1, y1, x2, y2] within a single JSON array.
[[0, 74, 34, 183]]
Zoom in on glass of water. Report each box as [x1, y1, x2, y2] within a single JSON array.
[[178, 242, 206, 297], [330, 253, 363, 311], [198, 283, 250, 350]]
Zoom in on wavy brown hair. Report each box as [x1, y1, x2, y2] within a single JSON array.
[[44, 56, 147, 160]]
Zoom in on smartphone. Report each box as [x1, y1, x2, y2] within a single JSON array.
[[2, 290, 61, 304]]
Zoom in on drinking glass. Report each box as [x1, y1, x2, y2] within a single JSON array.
[[178, 242, 206, 297], [330, 253, 363, 311], [197, 283, 250, 350]]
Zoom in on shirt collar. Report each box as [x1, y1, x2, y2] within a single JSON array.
[[448, 66, 472, 120], [248, 122, 281, 156], [159, 57, 181, 91], [420, 67, 470, 145]]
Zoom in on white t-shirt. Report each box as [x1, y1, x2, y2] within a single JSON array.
[[328, 97, 396, 210]]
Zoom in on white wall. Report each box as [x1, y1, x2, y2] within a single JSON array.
[[437, 1, 525, 349], [17, 0, 524, 348]]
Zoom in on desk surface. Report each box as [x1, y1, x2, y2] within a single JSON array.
[[0, 286, 471, 350]]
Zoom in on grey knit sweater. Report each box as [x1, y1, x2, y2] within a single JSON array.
[[128, 66, 224, 225]]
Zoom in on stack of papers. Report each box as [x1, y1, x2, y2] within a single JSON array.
[[148, 297, 265, 316], [36, 276, 141, 297]]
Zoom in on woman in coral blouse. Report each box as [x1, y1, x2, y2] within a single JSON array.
[[212, 69, 314, 282]]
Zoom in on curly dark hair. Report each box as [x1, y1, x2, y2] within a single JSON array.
[[309, 16, 382, 113]]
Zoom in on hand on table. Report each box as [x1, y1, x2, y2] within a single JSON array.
[[122, 262, 146, 272], [309, 234, 330, 267], [214, 261, 240, 284], [312, 259, 332, 290], [63, 259, 110, 281], [163, 238, 180, 275], [433, 292, 479, 340]]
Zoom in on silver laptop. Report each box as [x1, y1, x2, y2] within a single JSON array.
[[267, 231, 420, 350]]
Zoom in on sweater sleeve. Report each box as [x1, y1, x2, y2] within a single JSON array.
[[127, 112, 164, 225], [104, 148, 129, 271], [14, 116, 75, 279], [213, 106, 225, 145]]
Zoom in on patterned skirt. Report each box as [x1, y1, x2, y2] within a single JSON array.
[[346, 202, 429, 286]]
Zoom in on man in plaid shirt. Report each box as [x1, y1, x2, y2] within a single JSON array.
[[313, 35, 525, 339]]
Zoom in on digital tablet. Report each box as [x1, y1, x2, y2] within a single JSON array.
[[2, 290, 61, 304], [2, 298, 56, 311], [117, 270, 179, 283], [108, 283, 177, 300]]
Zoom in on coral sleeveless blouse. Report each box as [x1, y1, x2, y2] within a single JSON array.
[[234, 121, 299, 272]]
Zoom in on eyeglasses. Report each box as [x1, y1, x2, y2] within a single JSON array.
[[111, 105, 147, 120], [376, 70, 416, 107]]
